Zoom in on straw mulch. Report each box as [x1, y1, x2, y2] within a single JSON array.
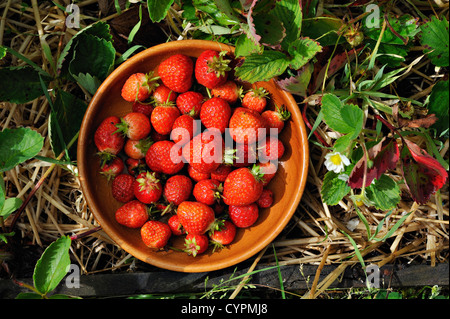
[[0, 0, 448, 297]]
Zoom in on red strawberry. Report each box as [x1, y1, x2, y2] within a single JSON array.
[[232, 143, 257, 168], [211, 80, 242, 105], [176, 91, 204, 117], [187, 165, 211, 182], [168, 214, 185, 236], [141, 220, 172, 249], [100, 157, 124, 181], [124, 137, 153, 160], [125, 158, 146, 176], [258, 136, 285, 161], [209, 220, 236, 252], [115, 112, 152, 140], [171, 114, 199, 145], [115, 200, 149, 228], [163, 175, 193, 206], [184, 233, 209, 257], [242, 87, 269, 113], [177, 201, 215, 235], [222, 166, 264, 206], [133, 171, 163, 204], [132, 101, 154, 117], [261, 105, 290, 134], [256, 188, 273, 208], [94, 116, 125, 158], [200, 97, 231, 134], [195, 50, 231, 89], [193, 179, 222, 206], [111, 173, 135, 202], [145, 140, 184, 175], [151, 130, 169, 142], [210, 164, 232, 182], [182, 131, 224, 174], [228, 107, 267, 144], [229, 203, 259, 228], [158, 54, 193, 93], [259, 161, 277, 186], [151, 105, 181, 136], [121, 72, 159, 102], [153, 84, 177, 105]]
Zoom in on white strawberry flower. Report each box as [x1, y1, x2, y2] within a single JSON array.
[[324, 151, 350, 174]]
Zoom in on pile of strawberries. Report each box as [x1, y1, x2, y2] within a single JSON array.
[[93, 49, 291, 257]]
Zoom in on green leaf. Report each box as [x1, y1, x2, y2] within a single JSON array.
[[276, 63, 313, 97], [419, 16, 449, 67], [33, 236, 72, 295], [0, 197, 23, 218], [0, 66, 51, 103], [272, 0, 302, 51], [147, 0, 174, 22], [366, 174, 401, 210], [364, 14, 419, 45], [288, 37, 322, 70], [234, 33, 262, 57], [427, 80, 449, 136], [321, 94, 364, 135], [321, 166, 352, 205], [252, 11, 285, 48], [301, 16, 345, 46], [15, 292, 43, 299], [193, 0, 235, 26], [234, 49, 289, 83], [0, 128, 44, 173]]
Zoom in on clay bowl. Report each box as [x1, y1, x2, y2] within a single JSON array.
[[77, 40, 309, 273]]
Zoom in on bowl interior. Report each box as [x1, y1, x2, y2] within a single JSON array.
[[77, 40, 309, 272]]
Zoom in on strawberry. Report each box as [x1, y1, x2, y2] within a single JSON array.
[[115, 200, 149, 228], [177, 201, 215, 235], [187, 164, 211, 182], [229, 203, 259, 228], [141, 220, 172, 249], [151, 130, 169, 142], [195, 50, 231, 89], [158, 54, 193, 93], [94, 116, 125, 159], [182, 131, 224, 174], [115, 112, 152, 140], [258, 161, 277, 186], [163, 174, 193, 206], [184, 233, 209, 257], [168, 214, 185, 236], [222, 166, 264, 206], [151, 104, 181, 135], [121, 72, 159, 102], [145, 140, 184, 175], [176, 91, 204, 117], [242, 87, 269, 113], [100, 157, 124, 181], [125, 158, 146, 176], [210, 164, 232, 182], [199, 97, 231, 134], [232, 143, 257, 168], [132, 101, 154, 117], [209, 220, 236, 252], [258, 136, 285, 161], [261, 105, 291, 134], [124, 137, 153, 160], [211, 80, 242, 105], [133, 171, 163, 204], [153, 84, 177, 105], [193, 179, 222, 206], [171, 114, 199, 145], [228, 107, 267, 144], [111, 173, 135, 203], [256, 188, 273, 208]]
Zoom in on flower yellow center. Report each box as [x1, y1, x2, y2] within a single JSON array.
[[329, 154, 342, 165]]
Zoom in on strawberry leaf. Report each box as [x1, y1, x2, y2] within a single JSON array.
[[252, 11, 286, 49], [401, 139, 448, 204], [427, 79, 449, 137], [419, 16, 449, 67], [366, 174, 401, 211], [275, 63, 313, 97], [321, 165, 353, 205], [272, 0, 302, 51], [147, 0, 174, 23], [288, 37, 322, 70], [321, 94, 364, 136]]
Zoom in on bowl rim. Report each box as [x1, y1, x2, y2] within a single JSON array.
[[77, 39, 309, 272]]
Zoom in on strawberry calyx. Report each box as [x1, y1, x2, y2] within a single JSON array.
[[248, 87, 269, 99], [250, 164, 266, 183], [136, 171, 160, 192], [275, 104, 291, 121], [207, 51, 231, 78], [135, 136, 154, 154], [142, 71, 160, 93]]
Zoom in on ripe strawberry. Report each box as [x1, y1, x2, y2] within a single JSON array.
[[171, 114, 199, 145], [211, 80, 242, 105], [228, 107, 267, 144], [258, 136, 285, 161], [209, 220, 236, 252], [151, 130, 169, 142], [195, 50, 231, 89], [261, 105, 291, 134], [94, 116, 125, 158], [151, 105, 181, 135], [259, 161, 277, 186], [163, 174, 193, 206], [256, 188, 273, 208], [242, 87, 269, 113], [158, 54, 193, 93], [111, 173, 135, 202], [145, 140, 184, 175], [232, 143, 257, 168], [132, 101, 154, 117], [124, 137, 153, 160], [125, 158, 146, 176], [210, 164, 232, 182], [177, 201, 215, 235], [121, 72, 159, 102], [193, 179, 222, 206], [100, 157, 124, 181], [115, 200, 149, 228], [184, 233, 209, 257], [182, 131, 224, 174], [141, 220, 172, 249], [153, 84, 177, 105], [168, 214, 185, 236], [187, 165, 211, 182], [115, 112, 151, 140], [200, 97, 231, 134], [229, 203, 259, 228], [176, 91, 204, 117], [133, 171, 163, 204], [222, 166, 264, 206]]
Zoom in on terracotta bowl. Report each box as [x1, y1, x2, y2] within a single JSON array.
[[77, 40, 309, 273]]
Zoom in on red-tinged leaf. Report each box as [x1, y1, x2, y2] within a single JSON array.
[[348, 137, 400, 189], [402, 139, 448, 204], [399, 113, 438, 128]]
